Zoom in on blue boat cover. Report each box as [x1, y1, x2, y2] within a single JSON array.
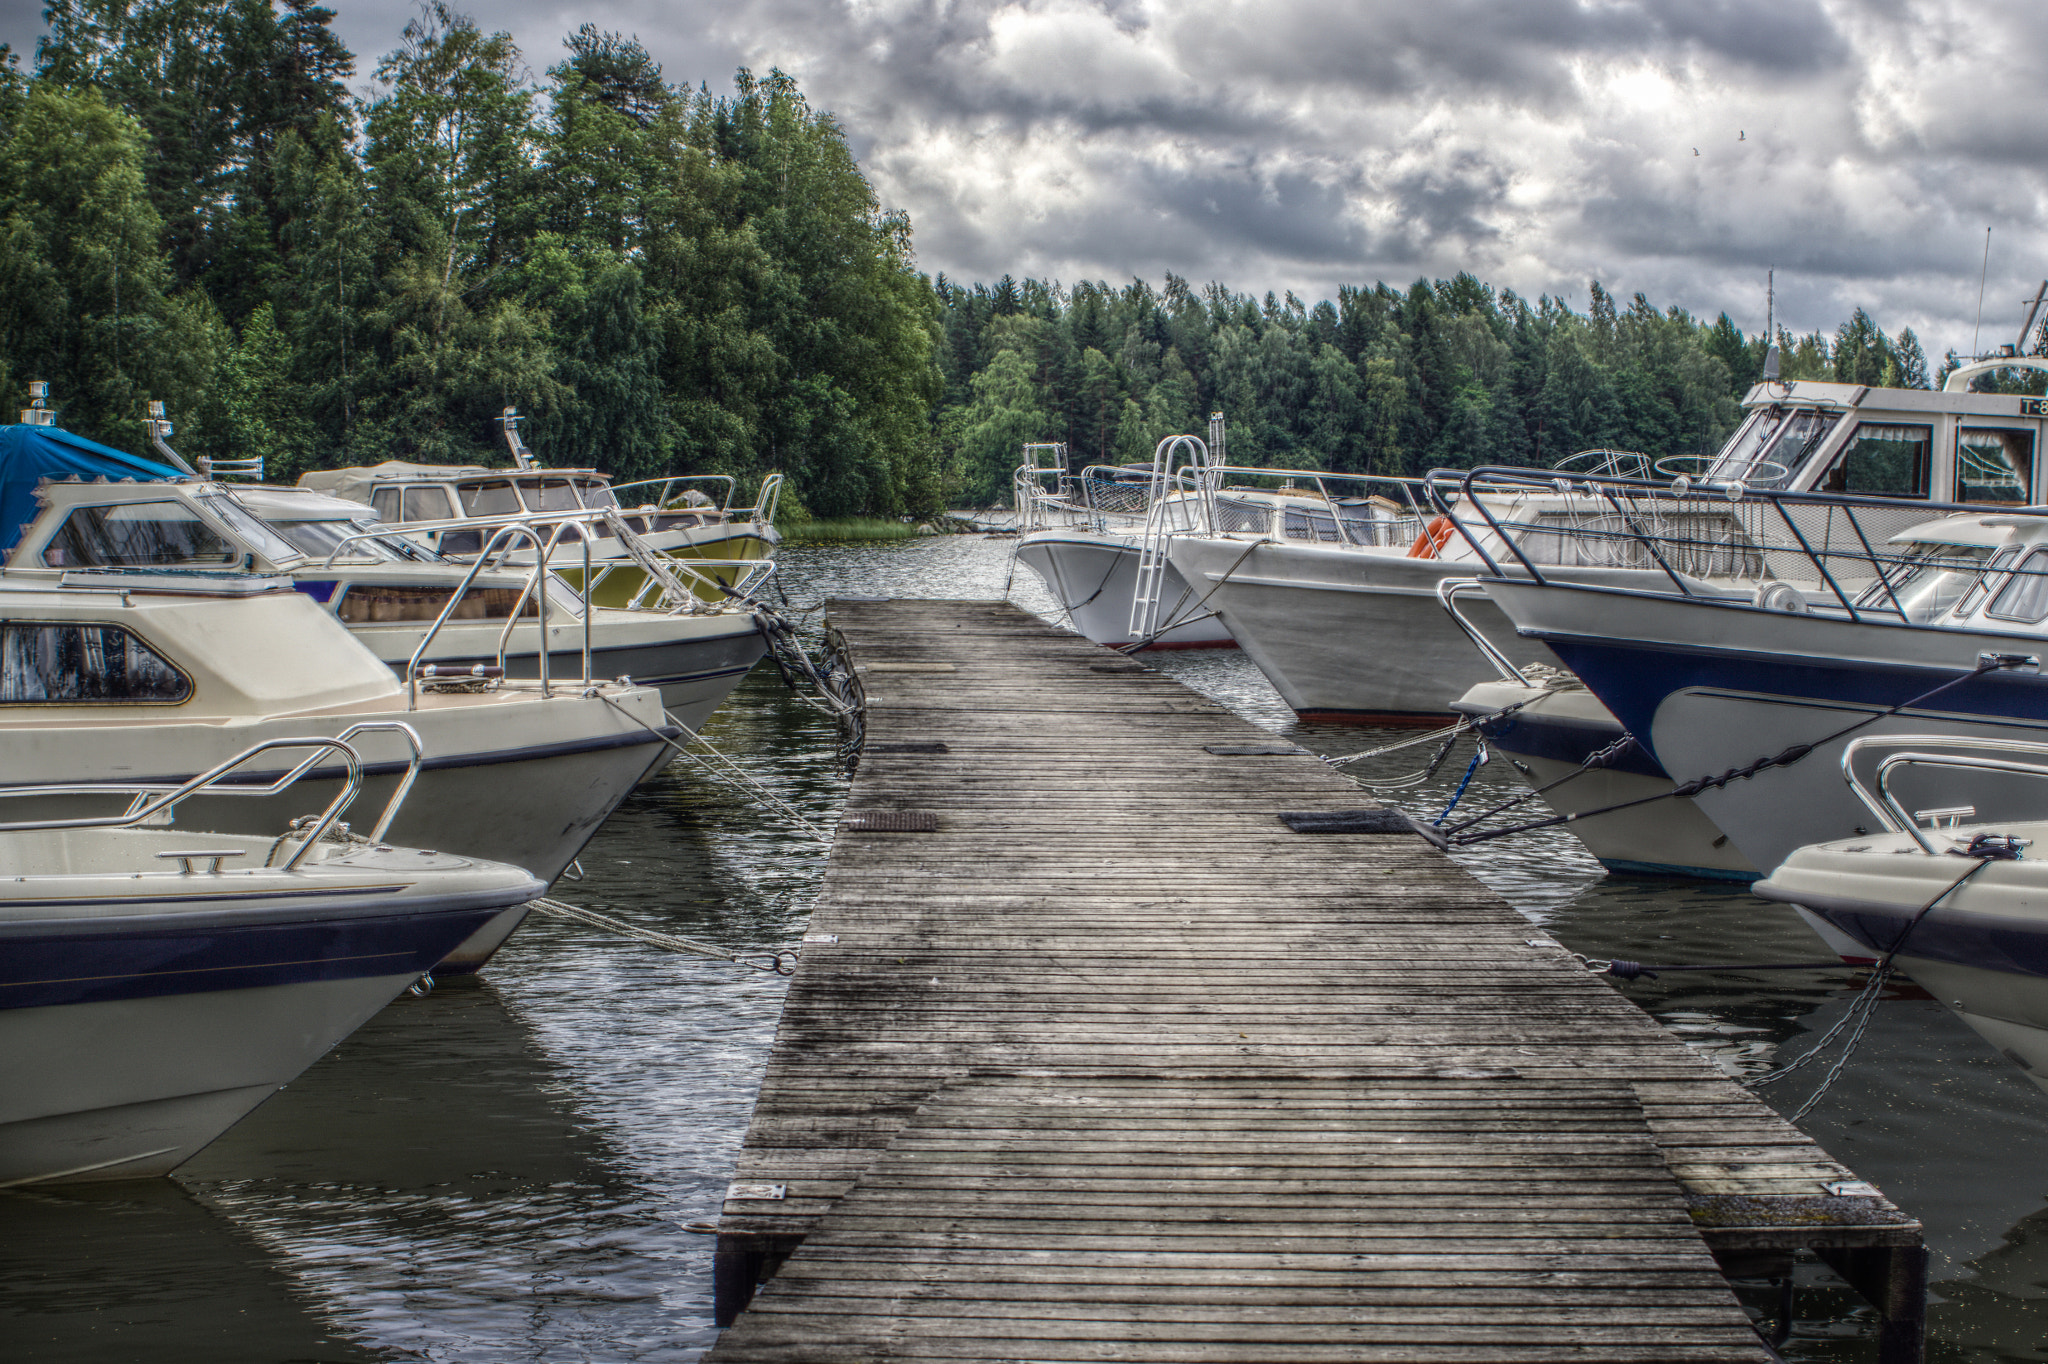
[[0, 424, 184, 554]]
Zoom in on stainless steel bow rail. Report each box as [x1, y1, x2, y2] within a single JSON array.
[[1427, 463, 2048, 621], [0, 722, 425, 869]]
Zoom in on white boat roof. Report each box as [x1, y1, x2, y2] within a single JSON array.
[[299, 461, 605, 508], [1738, 377, 2047, 420], [0, 575, 402, 716], [228, 485, 388, 522], [1887, 512, 2048, 548]]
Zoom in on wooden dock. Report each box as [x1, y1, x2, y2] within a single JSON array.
[[707, 599, 1925, 1362]]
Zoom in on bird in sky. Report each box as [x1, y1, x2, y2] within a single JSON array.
[[1739, 131, 1746, 140], [1693, 147, 1700, 155]]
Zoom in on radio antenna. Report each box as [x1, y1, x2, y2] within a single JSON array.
[[1974, 227, 1992, 357]]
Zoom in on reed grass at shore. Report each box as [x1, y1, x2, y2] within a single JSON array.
[[779, 518, 926, 542]]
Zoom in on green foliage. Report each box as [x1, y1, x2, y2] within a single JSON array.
[[929, 271, 1774, 489], [1, 6, 944, 517]]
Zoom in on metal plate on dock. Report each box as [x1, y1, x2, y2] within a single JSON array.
[[1205, 743, 1310, 756], [870, 741, 949, 754], [861, 662, 956, 673], [843, 811, 940, 833], [725, 1182, 786, 1201]]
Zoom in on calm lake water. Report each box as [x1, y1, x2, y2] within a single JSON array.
[[5, 534, 2046, 1362]]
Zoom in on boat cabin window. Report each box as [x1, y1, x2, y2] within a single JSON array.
[[1857, 542, 1998, 620], [336, 579, 582, 624], [518, 478, 582, 513], [1957, 428, 2036, 504], [1948, 545, 2019, 618], [40, 501, 238, 568], [1706, 407, 1842, 487], [370, 487, 400, 522], [576, 478, 618, 509], [457, 480, 522, 517], [403, 486, 457, 521], [267, 517, 434, 562], [0, 622, 190, 703], [1817, 423, 1931, 498], [1984, 548, 2048, 623]]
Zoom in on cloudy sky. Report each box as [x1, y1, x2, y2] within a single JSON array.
[[6, 0, 2047, 356]]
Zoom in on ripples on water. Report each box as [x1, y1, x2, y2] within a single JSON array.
[[5, 534, 2047, 1361]]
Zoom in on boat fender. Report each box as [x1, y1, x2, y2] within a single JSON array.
[[1406, 516, 1455, 559]]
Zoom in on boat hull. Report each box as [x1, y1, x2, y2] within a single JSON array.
[[1166, 537, 1556, 720], [545, 525, 777, 608], [1757, 836, 2048, 1089], [1484, 578, 2048, 875], [345, 615, 767, 728], [1452, 681, 1755, 880], [0, 862, 536, 1184], [1013, 534, 1236, 649]]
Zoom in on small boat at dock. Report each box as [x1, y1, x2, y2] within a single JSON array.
[[0, 735, 544, 1185], [1755, 736, 2048, 1088]]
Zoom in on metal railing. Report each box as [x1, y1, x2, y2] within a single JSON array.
[[1428, 465, 2048, 626], [1840, 733, 2048, 855], [0, 722, 424, 868]]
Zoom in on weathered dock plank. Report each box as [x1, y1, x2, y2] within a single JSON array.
[[707, 600, 1923, 1362]]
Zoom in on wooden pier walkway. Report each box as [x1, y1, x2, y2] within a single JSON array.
[[707, 599, 1924, 1362]]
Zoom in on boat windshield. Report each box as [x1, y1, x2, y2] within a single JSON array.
[[1704, 407, 1842, 488], [576, 478, 618, 509], [198, 494, 307, 567], [266, 516, 444, 562], [1856, 542, 2000, 621], [41, 500, 241, 568]]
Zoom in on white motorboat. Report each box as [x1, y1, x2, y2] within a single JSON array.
[[0, 735, 545, 1184], [1479, 478, 2048, 878], [298, 409, 780, 608], [8, 478, 770, 729], [1753, 737, 2048, 1089], [0, 572, 673, 974], [1170, 353, 2048, 722], [1166, 451, 1686, 721], [1011, 421, 1417, 651]]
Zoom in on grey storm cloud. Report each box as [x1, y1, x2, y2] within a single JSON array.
[[5, 0, 2048, 352]]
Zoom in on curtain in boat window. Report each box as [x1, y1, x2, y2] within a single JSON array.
[[1821, 423, 1931, 498], [0, 623, 190, 702], [1957, 428, 2036, 505]]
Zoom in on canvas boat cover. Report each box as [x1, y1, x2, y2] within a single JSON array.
[[298, 461, 606, 510], [0, 424, 185, 554]]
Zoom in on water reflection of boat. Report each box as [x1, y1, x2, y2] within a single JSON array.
[[0, 738, 544, 1185]]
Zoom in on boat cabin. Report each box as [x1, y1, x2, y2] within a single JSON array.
[[1702, 357, 2048, 504], [296, 461, 724, 554], [6, 481, 582, 626]]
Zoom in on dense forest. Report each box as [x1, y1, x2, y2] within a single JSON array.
[[0, 0, 1973, 518]]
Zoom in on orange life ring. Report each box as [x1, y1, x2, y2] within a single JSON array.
[[1406, 515, 1455, 559]]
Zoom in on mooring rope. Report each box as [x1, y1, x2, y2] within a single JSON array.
[[593, 690, 833, 844], [529, 897, 799, 974]]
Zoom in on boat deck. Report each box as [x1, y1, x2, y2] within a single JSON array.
[[706, 599, 1924, 1363]]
